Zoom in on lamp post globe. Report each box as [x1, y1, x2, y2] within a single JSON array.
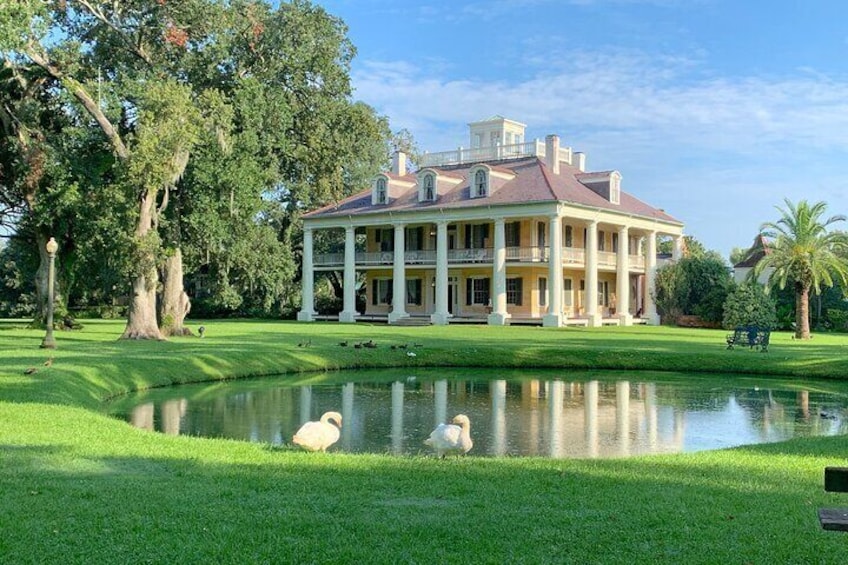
[[41, 237, 58, 349]]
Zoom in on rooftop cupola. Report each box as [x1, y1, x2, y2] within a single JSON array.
[[468, 115, 526, 150]]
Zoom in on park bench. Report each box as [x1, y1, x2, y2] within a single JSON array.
[[726, 325, 770, 352], [819, 467, 848, 531]]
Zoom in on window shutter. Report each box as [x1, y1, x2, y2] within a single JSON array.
[[371, 280, 377, 305], [417, 227, 424, 251], [375, 229, 381, 243], [483, 224, 490, 240], [484, 278, 491, 304], [466, 278, 472, 305], [516, 278, 523, 306], [464, 226, 471, 249]]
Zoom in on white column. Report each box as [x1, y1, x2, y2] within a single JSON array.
[[391, 381, 404, 455], [543, 215, 563, 327], [297, 227, 316, 322], [339, 226, 357, 323], [431, 221, 450, 325], [488, 218, 510, 325], [646, 230, 660, 325], [617, 225, 632, 326], [673, 234, 685, 260], [341, 382, 354, 449], [585, 380, 599, 458], [616, 380, 631, 456], [585, 220, 601, 327], [548, 380, 564, 458], [491, 379, 507, 456], [388, 224, 408, 323]]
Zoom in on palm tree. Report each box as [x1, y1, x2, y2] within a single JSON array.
[[754, 199, 848, 339]]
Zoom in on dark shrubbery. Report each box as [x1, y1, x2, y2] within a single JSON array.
[[722, 283, 777, 329]]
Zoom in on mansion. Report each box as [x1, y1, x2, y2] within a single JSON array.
[[298, 116, 684, 327]]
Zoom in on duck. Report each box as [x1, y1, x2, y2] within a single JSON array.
[[424, 414, 473, 457], [292, 411, 342, 452]]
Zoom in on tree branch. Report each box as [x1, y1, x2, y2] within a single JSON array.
[[74, 0, 154, 66], [25, 47, 130, 160]]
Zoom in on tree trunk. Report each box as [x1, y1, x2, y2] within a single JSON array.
[[159, 248, 192, 336], [796, 283, 810, 340], [121, 189, 163, 340]]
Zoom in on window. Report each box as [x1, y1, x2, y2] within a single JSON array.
[[465, 223, 489, 249], [474, 170, 487, 197], [423, 174, 435, 201], [610, 172, 621, 205], [612, 232, 619, 253], [563, 278, 573, 307], [372, 279, 392, 305], [539, 277, 547, 306], [405, 226, 424, 251], [598, 281, 609, 306], [537, 222, 547, 248], [376, 178, 387, 204], [376, 228, 394, 252], [406, 279, 422, 306], [598, 230, 606, 251], [505, 221, 521, 247], [466, 277, 490, 306], [564, 225, 573, 247], [506, 277, 523, 305]]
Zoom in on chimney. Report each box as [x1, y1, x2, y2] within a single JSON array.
[[392, 151, 407, 176], [544, 135, 560, 175], [573, 152, 586, 172]]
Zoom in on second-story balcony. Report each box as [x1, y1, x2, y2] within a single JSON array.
[[314, 247, 647, 270]]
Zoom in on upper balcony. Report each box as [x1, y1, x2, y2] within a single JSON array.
[[419, 141, 572, 168], [313, 247, 646, 270]]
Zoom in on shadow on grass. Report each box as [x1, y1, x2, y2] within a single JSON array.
[[2, 432, 847, 564]]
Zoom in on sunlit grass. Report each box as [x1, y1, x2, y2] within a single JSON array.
[[2, 319, 848, 562]]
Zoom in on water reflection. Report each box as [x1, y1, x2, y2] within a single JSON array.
[[115, 374, 848, 459]]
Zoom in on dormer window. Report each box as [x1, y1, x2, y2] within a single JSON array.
[[473, 169, 487, 198], [610, 172, 621, 205], [423, 174, 435, 201], [376, 178, 387, 204]]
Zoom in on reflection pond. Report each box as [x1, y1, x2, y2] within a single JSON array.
[[105, 369, 848, 458]]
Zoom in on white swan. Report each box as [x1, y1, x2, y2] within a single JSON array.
[[292, 411, 342, 452], [424, 414, 473, 457]]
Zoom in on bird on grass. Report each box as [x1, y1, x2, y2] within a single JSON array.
[[43, 357, 54, 367], [424, 414, 473, 457], [198, 326, 206, 338], [297, 339, 311, 348], [23, 367, 38, 375], [406, 351, 417, 357], [339, 341, 348, 347], [292, 411, 343, 452]]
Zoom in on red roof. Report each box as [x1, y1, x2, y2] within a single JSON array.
[[734, 235, 771, 268], [304, 157, 680, 224]]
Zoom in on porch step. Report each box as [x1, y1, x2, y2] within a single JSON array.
[[391, 317, 432, 327]]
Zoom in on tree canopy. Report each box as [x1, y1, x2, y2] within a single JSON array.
[[754, 198, 848, 339], [0, 0, 392, 331]]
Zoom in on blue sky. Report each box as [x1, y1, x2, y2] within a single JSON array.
[[315, 0, 848, 259]]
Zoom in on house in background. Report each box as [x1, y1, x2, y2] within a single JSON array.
[[299, 116, 685, 326], [733, 235, 772, 285]]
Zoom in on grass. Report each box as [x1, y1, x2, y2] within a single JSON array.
[[2, 319, 848, 563]]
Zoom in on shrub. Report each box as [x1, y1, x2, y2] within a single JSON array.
[[722, 283, 777, 329], [827, 309, 848, 332]]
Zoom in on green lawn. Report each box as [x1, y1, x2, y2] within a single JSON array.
[[2, 319, 848, 563]]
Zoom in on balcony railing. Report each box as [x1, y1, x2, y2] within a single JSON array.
[[313, 247, 649, 269], [418, 141, 572, 168]]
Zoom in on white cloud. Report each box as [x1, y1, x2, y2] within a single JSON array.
[[351, 49, 848, 256]]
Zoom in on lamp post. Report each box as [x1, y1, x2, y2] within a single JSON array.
[[40, 237, 58, 349]]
